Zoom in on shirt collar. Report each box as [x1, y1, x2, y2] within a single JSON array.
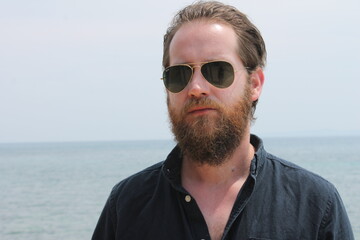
[[250, 134, 266, 178], [162, 145, 183, 190]]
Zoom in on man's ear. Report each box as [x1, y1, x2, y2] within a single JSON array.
[[250, 68, 265, 101]]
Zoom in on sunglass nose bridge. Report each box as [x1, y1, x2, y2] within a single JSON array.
[[191, 64, 202, 69]]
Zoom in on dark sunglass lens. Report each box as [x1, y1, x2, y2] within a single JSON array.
[[163, 65, 192, 93], [201, 61, 234, 88]]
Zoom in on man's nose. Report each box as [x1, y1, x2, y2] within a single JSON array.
[[186, 68, 210, 98]]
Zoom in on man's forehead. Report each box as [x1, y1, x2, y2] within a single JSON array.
[[169, 21, 238, 64]]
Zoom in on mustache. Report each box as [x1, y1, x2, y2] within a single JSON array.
[[183, 97, 223, 113]]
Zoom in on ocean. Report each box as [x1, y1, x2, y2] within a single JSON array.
[[0, 136, 359, 239]]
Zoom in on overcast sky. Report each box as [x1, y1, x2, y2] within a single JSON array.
[[1, 0, 359, 143]]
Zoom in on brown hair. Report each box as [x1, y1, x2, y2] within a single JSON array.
[[162, 1, 267, 119], [163, 1, 266, 69]]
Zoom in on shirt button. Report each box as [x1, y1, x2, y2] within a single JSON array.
[[185, 195, 192, 202]]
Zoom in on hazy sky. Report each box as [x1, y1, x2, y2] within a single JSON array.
[[1, 0, 359, 143]]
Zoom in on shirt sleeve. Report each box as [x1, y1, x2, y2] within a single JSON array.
[[92, 192, 117, 240], [318, 187, 354, 240]]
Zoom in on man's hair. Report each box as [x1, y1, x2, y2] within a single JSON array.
[[162, 1, 267, 118]]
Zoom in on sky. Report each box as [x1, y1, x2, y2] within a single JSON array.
[[0, 0, 359, 143]]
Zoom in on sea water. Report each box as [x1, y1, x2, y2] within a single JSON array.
[[0, 136, 359, 239]]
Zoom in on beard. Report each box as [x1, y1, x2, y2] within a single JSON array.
[[168, 82, 253, 166]]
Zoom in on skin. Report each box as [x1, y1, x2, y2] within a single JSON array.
[[167, 20, 264, 240]]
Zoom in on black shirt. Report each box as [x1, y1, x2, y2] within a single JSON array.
[[92, 135, 354, 239]]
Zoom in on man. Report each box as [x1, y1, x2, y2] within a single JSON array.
[[92, 1, 354, 239]]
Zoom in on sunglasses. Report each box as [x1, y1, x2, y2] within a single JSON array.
[[161, 60, 246, 93]]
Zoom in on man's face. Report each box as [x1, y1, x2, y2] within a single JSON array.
[[166, 20, 261, 165]]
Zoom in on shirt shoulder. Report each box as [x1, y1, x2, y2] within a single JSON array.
[[264, 152, 336, 193], [110, 161, 164, 201], [255, 151, 354, 238]]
